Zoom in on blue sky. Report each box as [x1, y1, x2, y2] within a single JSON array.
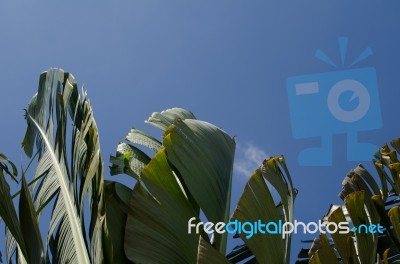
[[0, 1, 399, 263]]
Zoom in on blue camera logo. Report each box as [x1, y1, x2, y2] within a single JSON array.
[[287, 37, 382, 166]]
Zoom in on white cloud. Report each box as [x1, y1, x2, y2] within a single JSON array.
[[233, 142, 280, 204], [234, 142, 269, 178]]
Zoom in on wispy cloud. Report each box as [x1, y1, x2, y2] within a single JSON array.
[[233, 142, 279, 203], [234, 142, 269, 178]]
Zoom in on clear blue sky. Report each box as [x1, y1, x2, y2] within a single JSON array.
[[0, 1, 399, 263]]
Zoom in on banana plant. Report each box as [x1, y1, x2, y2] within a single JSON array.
[[0, 155, 43, 264], [0, 69, 297, 263], [0, 68, 116, 263], [110, 108, 297, 263], [297, 140, 400, 264]]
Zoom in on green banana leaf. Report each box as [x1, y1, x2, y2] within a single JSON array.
[[20, 68, 111, 263], [302, 139, 400, 263], [0, 157, 46, 263], [124, 149, 201, 264], [163, 118, 236, 253], [19, 175, 44, 264], [0, 158, 29, 262], [231, 156, 296, 264], [104, 181, 132, 263], [114, 108, 236, 263]]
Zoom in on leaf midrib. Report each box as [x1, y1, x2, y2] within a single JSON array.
[[28, 113, 90, 264]]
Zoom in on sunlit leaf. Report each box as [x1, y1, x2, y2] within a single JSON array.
[[146, 107, 196, 130], [163, 118, 235, 253], [124, 149, 201, 264], [231, 166, 286, 264], [21, 68, 111, 263], [126, 128, 162, 152]]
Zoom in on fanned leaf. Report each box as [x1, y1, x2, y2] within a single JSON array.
[[163, 118, 235, 253]]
